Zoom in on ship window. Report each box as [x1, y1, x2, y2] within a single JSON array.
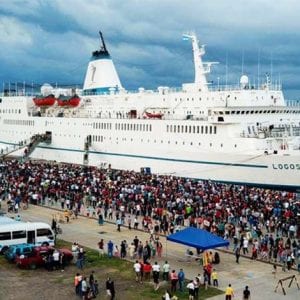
[[161, 140, 163, 143], [174, 125, 176, 133], [231, 111, 235, 114], [168, 141, 170, 144], [250, 111, 254, 114], [189, 126, 191, 133], [210, 126, 213, 134], [201, 126, 204, 134], [225, 111, 230, 115], [166, 125, 169, 132], [214, 126, 217, 134], [185, 126, 188, 133], [246, 111, 249, 114], [221, 144, 223, 147], [236, 111, 240, 114], [234, 144, 237, 147], [197, 126, 199, 133], [170, 126, 172, 133], [241, 111, 245, 114], [181, 125, 184, 132], [177, 125, 180, 132], [19, 109, 21, 114], [190, 142, 193, 145], [210, 143, 212, 147], [175, 141, 178, 144], [205, 126, 208, 134], [193, 126, 195, 133], [183, 142, 185, 145]]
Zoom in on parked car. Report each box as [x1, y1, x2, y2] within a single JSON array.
[[15, 246, 73, 269], [5, 243, 35, 262]]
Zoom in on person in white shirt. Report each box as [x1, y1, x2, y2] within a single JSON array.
[[152, 262, 160, 290], [133, 260, 141, 282], [243, 238, 249, 255], [163, 290, 171, 300], [52, 250, 60, 269], [187, 280, 195, 300], [162, 261, 170, 281]]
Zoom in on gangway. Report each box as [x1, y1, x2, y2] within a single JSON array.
[[0, 132, 52, 161], [22, 132, 52, 161]]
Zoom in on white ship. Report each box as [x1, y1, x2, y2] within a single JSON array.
[[0, 32, 299, 191]]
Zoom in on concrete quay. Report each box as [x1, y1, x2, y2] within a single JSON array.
[[6, 204, 300, 300]]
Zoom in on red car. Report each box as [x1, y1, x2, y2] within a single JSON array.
[[15, 246, 73, 269]]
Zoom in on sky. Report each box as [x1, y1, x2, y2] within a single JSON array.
[[0, 0, 300, 99]]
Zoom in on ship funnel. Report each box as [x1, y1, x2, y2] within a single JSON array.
[[83, 31, 122, 95]]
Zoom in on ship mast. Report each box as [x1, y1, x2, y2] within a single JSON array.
[[99, 31, 108, 54], [183, 32, 218, 92], [183, 32, 208, 91], [92, 31, 110, 57]]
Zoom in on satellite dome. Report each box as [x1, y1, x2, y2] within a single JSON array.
[[240, 75, 249, 89], [41, 83, 53, 96]]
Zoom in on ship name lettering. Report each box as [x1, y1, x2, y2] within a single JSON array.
[[272, 163, 300, 170]]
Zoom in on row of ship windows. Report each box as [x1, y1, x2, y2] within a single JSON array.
[[164, 97, 242, 102], [218, 109, 300, 115], [0, 109, 21, 114], [93, 122, 153, 132], [167, 125, 217, 134], [91, 135, 237, 148], [3, 119, 34, 126]]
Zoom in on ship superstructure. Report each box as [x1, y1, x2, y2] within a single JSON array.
[[0, 31, 299, 190]]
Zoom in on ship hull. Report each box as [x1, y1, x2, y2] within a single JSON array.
[[1, 126, 299, 191]]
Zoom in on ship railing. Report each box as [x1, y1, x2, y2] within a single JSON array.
[[286, 100, 300, 107]]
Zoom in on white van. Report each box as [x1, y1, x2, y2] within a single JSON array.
[[0, 220, 55, 253]]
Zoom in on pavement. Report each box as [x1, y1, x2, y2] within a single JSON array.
[[4, 204, 300, 300]]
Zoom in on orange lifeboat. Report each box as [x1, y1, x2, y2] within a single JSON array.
[[33, 94, 56, 106], [144, 111, 163, 119], [57, 95, 80, 107]]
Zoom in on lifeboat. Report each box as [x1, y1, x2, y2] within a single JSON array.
[[33, 94, 56, 106], [57, 95, 80, 107], [144, 111, 164, 119]]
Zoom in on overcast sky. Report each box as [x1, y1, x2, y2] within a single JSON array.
[[0, 0, 300, 98]]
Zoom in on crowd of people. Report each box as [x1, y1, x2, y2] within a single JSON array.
[[0, 159, 300, 271]]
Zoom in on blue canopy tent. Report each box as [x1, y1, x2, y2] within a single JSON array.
[[167, 227, 229, 250]]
